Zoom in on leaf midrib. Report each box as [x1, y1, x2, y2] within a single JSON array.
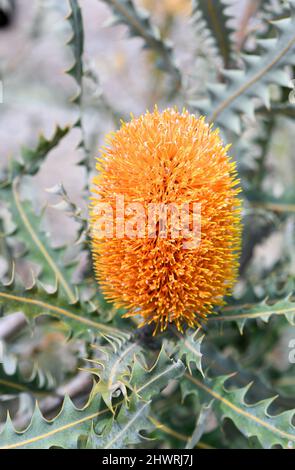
[[0, 291, 125, 337], [0, 407, 109, 450], [187, 374, 295, 443], [12, 178, 76, 303], [137, 361, 181, 395], [212, 305, 295, 322], [105, 401, 150, 449], [108, 342, 138, 389], [206, 0, 229, 64], [210, 32, 295, 121]]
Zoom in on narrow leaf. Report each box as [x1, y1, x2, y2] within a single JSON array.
[[101, 0, 181, 91], [0, 276, 129, 343], [0, 395, 103, 449], [192, 0, 235, 68], [87, 397, 152, 449], [212, 294, 295, 333], [130, 347, 185, 400], [192, 2, 295, 133], [186, 374, 295, 449]]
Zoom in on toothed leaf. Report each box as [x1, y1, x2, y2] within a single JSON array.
[[0, 356, 55, 395], [130, 347, 185, 400], [192, 3, 295, 134], [66, 0, 84, 106], [212, 293, 295, 333], [174, 329, 204, 376], [0, 276, 129, 344], [0, 395, 103, 449], [191, 0, 235, 68], [86, 339, 142, 411], [87, 396, 152, 449], [100, 0, 181, 90], [1, 178, 77, 303], [185, 374, 295, 449]]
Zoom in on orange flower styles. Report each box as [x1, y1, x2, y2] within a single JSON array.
[[90, 108, 242, 333]]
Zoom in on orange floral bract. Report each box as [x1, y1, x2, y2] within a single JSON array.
[[90, 108, 242, 333]]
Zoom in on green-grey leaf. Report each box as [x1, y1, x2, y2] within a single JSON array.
[[185, 403, 212, 449], [0, 395, 103, 449], [173, 329, 204, 376], [192, 2, 295, 133], [211, 293, 295, 333], [0, 358, 54, 395], [20, 126, 70, 177], [86, 339, 142, 411], [186, 374, 295, 449], [87, 397, 152, 449], [100, 0, 181, 90], [0, 276, 129, 343], [66, 0, 84, 106], [1, 178, 77, 303], [192, 0, 234, 68], [130, 346, 185, 400]]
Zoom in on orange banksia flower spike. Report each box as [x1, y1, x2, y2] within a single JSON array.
[[90, 108, 242, 333]]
